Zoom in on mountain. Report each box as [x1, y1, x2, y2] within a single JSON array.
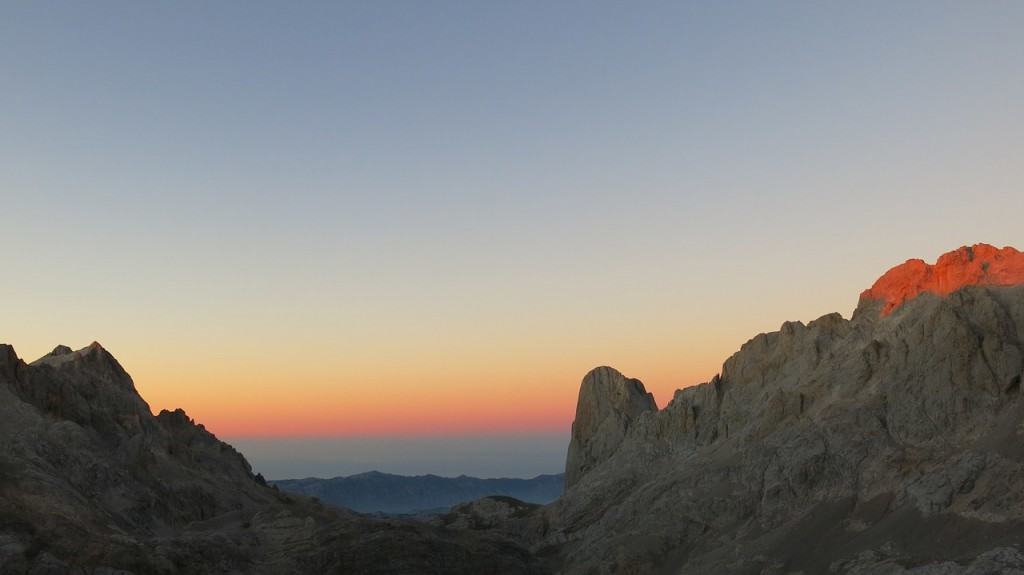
[[273, 471, 564, 514], [6, 242, 1024, 574], [463, 243, 1024, 574], [0, 343, 543, 574]]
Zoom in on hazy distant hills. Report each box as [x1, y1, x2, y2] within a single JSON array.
[[273, 471, 564, 514]]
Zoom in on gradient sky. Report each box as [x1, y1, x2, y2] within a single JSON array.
[[2, 2, 1023, 477]]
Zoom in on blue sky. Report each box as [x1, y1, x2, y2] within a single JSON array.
[[2, 2, 1023, 477]]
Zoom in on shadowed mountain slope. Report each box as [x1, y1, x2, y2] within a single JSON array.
[[549, 244, 1024, 574], [0, 343, 544, 574]]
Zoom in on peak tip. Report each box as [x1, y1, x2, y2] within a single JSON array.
[[861, 243, 1024, 316]]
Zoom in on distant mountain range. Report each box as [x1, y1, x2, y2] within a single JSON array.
[[272, 471, 564, 514]]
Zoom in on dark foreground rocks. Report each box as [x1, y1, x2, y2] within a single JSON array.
[[0, 343, 544, 574]]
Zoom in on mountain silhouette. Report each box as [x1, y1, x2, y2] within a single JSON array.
[[274, 471, 563, 514]]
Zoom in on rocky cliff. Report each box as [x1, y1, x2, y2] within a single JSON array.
[[565, 366, 656, 489], [529, 243, 1024, 574], [0, 343, 543, 574]]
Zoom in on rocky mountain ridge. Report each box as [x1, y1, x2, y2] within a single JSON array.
[[536, 243, 1024, 574], [860, 243, 1024, 315], [564, 366, 656, 489], [0, 343, 543, 574]]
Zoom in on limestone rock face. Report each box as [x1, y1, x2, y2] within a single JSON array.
[[17, 341, 157, 439], [564, 366, 656, 488], [861, 243, 1024, 315], [529, 245, 1024, 574]]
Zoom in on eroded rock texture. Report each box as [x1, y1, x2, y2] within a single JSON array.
[[519, 244, 1024, 574], [0, 343, 544, 574], [861, 243, 1024, 315], [565, 366, 656, 489]]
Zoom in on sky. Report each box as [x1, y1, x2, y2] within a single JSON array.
[[2, 2, 1023, 478]]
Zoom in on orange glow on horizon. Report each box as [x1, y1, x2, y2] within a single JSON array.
[[5, 249, 871, 440], [124, 347, 726, 439]]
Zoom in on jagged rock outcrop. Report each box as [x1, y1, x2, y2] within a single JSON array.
[[518, 244, 1024, 574], [565, 366, 656, 488], [0, 343, 545, 574]]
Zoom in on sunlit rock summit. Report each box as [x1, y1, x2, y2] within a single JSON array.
[[860, 243, 1024, 315], [536, 243, 1024, 574]]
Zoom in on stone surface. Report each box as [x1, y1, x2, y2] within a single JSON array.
[[0, 343, 545, 574], [564, 366, 656, 489], [500, 245, 1024, 574], [860, 243, 1024, 315]]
